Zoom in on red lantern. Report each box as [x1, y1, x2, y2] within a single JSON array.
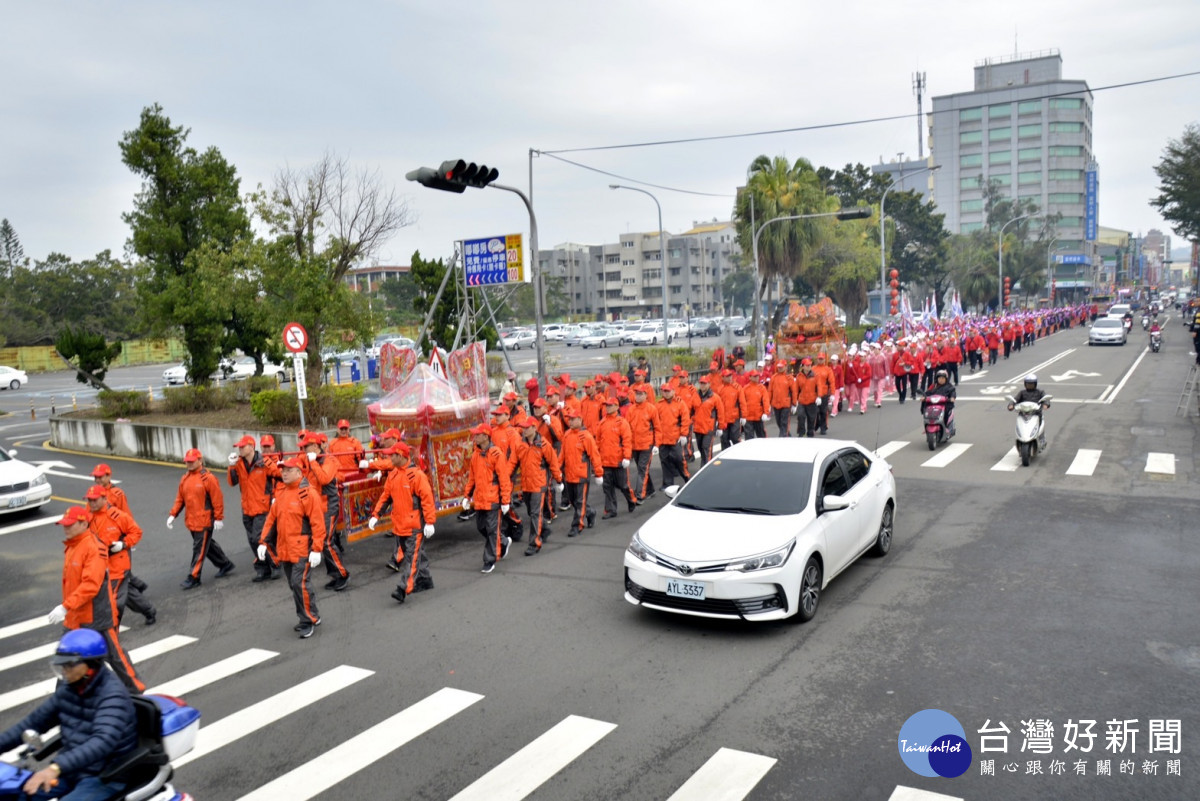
[[889, 269, 899, 279], [889, 279, 899, 289], [890, 303, 899, 314]]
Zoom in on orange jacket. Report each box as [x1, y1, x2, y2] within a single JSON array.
[[596, 411, 634, 468], [170, 468, 224, 531], [560, 427, 602, 482], [105, 485, 131, 516], [464, 444, 513, 506], [328, 435, 364, 474], [627, 399, 659, 450], [490, 421, 522, 477], [741, 381, 770, 418], [372, 466, 436, 534], [716, 381, 745, 424], [795, 371, 821, 405], [301, 454, 339, 513], [62, 529, 114, 631], [88, 505, 142, 578], [655, 397, 692, 445], [261, 481, 327, 562], [515, 436, 562, 492], [813, 365, 835, 396], [228, 451, 272, 516], [534, 412, 564, 450], [692, 390, 724, 435], [677, 384, 700, 417], [581, 396, 605, 435], [768, 373, 796, 409], [629, 380, 656, 402]]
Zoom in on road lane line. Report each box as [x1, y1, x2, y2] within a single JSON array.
[[920, 443, 972, 468], [889, 786, 963, 801], [0, 517, 59, 537], [0, 626, 130, 673], [1104, 346, 1149, 405], [149, 648, 278, 697], [234, 686, 481, 799], [176, 665, 375, 768], [874, 441, 909, 459], [666, 747, 777, 801], [0, 635, 196, 713], [1006, 348, 1075, 384], [0, 616, 50, 641], [449, 715, 617, 801], [990, 447, 1021, 472], [1066, 449, 1103, 476], [1145, 452, 1176, 475]]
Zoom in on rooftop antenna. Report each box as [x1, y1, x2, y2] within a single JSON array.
[[912, 71, 927, 159]]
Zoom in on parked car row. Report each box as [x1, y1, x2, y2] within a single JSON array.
[[163, 356, 291, 386]]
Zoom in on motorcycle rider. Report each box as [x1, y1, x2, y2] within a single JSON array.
[[920, 369, 957, 438], [1007, 374, 1050, 450], [1149, 318, 1162, 349]]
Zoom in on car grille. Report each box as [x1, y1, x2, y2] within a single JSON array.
[[0, 481, 30, 494], [626, 571, 786, 618]]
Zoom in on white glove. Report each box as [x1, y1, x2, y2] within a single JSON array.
[[166, 515, 175, 530], [593, 476, 603, 487], [761, 413, 770, 421], [816, 398, 823, 407], [423, 524, 435, 538], [257, 545, 268, 561], [621, 459, 630, 468], [462, 497, 472, 511], [501, 504, 510, 514], [213, 519, 224, 531], [542, 414, 551, 424], [555, 483, 564, 493], [110, 541, 125, 553], [739, 418, 746, 426], [48, 605, 67, 625], [678, 436, 687, 446], [308, 551, 322, 568], [652, 446, 659, 456], [228, 452, 239, 465], [368, 516, 378, 530], [557, 401, 564, 409], [307, 452, 317, 461], [359, 459, 370, 470], [791, 406, 797, 414], [369, 471, 382, 481]]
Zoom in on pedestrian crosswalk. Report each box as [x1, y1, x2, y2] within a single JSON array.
[[873, 440, 1182, 479]]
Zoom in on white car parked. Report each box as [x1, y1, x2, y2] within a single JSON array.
[[0, 449, 53, 515], [0, 366, 29, 390], [501, 330, 537, 350]]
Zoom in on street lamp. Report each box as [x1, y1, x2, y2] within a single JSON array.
[[752, 206, 872, 357], [609, 185, 667, 341], [998, 213, 1037, 311], [880, 164, 941, 318], [1045, 236, 1062, 305]]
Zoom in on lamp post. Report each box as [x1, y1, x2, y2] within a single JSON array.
[[880, 164, 940, 318], [998, 213, 1036, 311], [1045, 236, 1062, 305], [752, 207, 873, 357], [610, 185, 667, 342]]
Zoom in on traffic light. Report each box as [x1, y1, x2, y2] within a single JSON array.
[[406, 159, 500, 193]]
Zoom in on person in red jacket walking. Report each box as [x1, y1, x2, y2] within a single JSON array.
[[559, 410, 603, 534], [258, 457, 327, 638], [692, 376, 724, 465], [514, 417, 562, 555], [596, 397, 638, 519], [368, 443, 436, 603], [627, 385, 659, 501], [89, 465, 156, 625], [168, 449, 234, 590], [463, 424, 515, 572], [85, 485, 154, 628], [767, 366, 796, 437], [740, 371, 770, 439], [227, 434, 280, 582], [656, 384, 692, 487]]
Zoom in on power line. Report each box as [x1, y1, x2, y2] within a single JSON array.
[[537, 151, 735, 198]]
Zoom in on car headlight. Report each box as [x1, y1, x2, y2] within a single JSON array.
[[627, 532, 652, 562], [30, 472, 47, 487], [728, 539, 795, 572]]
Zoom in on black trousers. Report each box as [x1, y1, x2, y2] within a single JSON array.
[[282, 560, 319, 625], [660, 443, 689, 487], [602, 465, 636, 514], [799, 403, 819, 437], [322, 503, 348, 579], [242, 512, 274, 576], [818, 395, 831, 433], [632, 449, 655, 500], [394, 532, 430, 593], [523, 490, 547, 549], [475, 503, 504, 566], [773, 407, 791, 437], [564, 480, 595, 532], [188, 527, 232, 580], [721, 422, 742, 450], [945, 363, 960, 384], [743, 419, 766, 440], [695, 431, 715, 465]]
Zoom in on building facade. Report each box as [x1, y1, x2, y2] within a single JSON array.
[[344, 264, 410, 293]]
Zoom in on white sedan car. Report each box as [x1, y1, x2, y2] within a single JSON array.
[[228, 356, 288, 380], [0, 366, 29, 390], [580, 327, 623, 349], [0, 449, 53, 516], [624, 438, 896, 622], [501, 330, 537, 350]]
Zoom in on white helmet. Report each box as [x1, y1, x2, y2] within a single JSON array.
[[1024, 374, 1038, 388]]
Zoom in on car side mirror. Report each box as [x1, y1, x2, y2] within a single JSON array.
[[822, 494, 850, 511]]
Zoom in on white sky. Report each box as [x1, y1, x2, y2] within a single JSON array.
[[3, 0, 1198, 267]]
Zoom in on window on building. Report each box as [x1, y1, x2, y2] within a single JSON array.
[[1048, 193, 1084, 204], [1018, 100, 1042, 115], [1018, 193, 1041, 203], [1049, 122, 1084, 133], [989, 127, 1011, 142], [1049, 145, 1084, 157], [1018, 172, 1041, 185], [989, 151, 1012, 165], [1050, 98, 1084, 110], [960, 199, 984, 212], [643, 269, 661, 280], [959, 107, 982, 122], [670, 286, 682, 295], [669, 248, 682, 258], [960, 153, 983, 168], [961, 222, 984, 233], [621, 240, 634, 248], [605, 254, 619, 263], [622, 277, 636, 285], [960, 131, 983, 145], [669, 267, 681, 276], [1017, 124, 1042, 138], [989, 104, 1011, 118], [642, 251, 661, 261], [1048, 169, 1084, 181], [960, 175, 982, 190], [1056, 216, 1084, 227], [991, 174, 1013, 186], [606, 271, 621, 282], [1018, 148, 1042, 162]]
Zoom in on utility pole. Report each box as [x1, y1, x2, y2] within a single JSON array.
[[913, 72, 927, 160]]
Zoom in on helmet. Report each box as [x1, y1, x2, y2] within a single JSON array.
[[52, 629, 107, 665], [935, 369, 949, 382], [1024, 374, 1038, 388]]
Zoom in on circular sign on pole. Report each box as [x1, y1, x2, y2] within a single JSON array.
[[283, 322, 308, 354]]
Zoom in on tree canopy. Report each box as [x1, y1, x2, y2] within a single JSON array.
[[1151, 123, 1200, 242]]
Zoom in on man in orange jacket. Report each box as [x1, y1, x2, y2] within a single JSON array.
[[463, 424, 514, 573], [692, 376, 725, 465], [50, 506, 145, 691], [86, 485, 155, 628], [717, 369, 745, 450], [515, 417, 563, 555], [168, 449, 234, 590], [559, 410, 603, 535], [656, 384, 692, 488], [258, 457, 327, 638], [768, 365, 797, 437], [301, 433, 350, 591], [327, 419, 364, 475], [596, 396, 638, 519], [90, 464, 155, 624], [368, 443, 437, 603], [529, 397, 563, 522], [489, 405, 524, 543], [227, 434, 280, 582], [627, 385, 659, 500], [741, 370, 770, 439], [794, 358, 821, 437], [813, 354, 836, 435]]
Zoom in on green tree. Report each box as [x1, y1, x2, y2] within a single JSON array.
[[120, 104, 250, 385], [55, 326, 122, 389], [817, 163, 890, 207], [410, 250, 462, 352], [945, 232, 997, 311], [0, 218, 24, 277], [806, 216, 877, 327], [721, 269, 756, 316], [1151, 123, 1200, 242], [377, 274, 422, 326]]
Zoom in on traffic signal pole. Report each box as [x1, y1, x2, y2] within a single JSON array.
[[489, 183, 545, 383]]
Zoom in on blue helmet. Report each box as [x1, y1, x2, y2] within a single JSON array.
[[52, 629, 107, 664]]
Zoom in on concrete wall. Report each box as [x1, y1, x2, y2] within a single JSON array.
[[49, 416, 374, 468]]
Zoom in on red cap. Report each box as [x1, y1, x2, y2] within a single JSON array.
[[57, 506, 91, 526], [567, 381, 578, 390], [383, 428, 402, 441], [90, 463, 112, 477], [521, 416, 540, 428], [605, 395, 619, 405], [633, 369, 646, 377], [678, 370, 689, 378], [490, 405, 509, 416], [279, 456, 306, 469], [735, 359, 745, 366], [672, 364, 683, 372], [337, 419, 350, 429], [748, 369, 760, 377], [801, 358, 813, 366], [260, 435, 276, 446], [633, 385, 648, 394], [503, 391, 519, 401], [660, 383, 675, 392], [470, 424, 493, 436], [301, 433, 320, 446], [235, 435, 256, 448], [564, 408, 583, 419], [389, 442, 412, 457], [532, 398, 547, 408], [184, 448, 202, 463], [85, 485, 107, 500], [817, 353, 827, 361], [698, 376, 710, 384], [545, 386, 561, 396], [721, 368, 734, 377]]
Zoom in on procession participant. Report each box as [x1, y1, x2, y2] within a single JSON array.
[[596, 396, 637, 519], [844, 347, 868, 414], [168, 449, 234, 590], [258, 457, 326, 638], [368, 443, 436, 603], [716, 369, 745, 449], [489, 404, 524, 543], [86, 486, 155, 628], [655, 384, 691, 488], [740, 370, 770, 439], [91, 465, 156, 620], [813, 354, 835, 434], [227, 434, 279, 582], [692, 375, 724, 465], [627, 385, 659, 501], [461, 424, 513, 573], [794, 358, 821, 438], [327, 420, 364, 475], [767, 361, 796, 437], [828, 354, 845, 417], [559, 410, 603, 535], [301, 433, 349, 591], [514, 417, 562, 555]]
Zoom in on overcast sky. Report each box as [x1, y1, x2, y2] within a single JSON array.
[[3, 0, 1198, 269]]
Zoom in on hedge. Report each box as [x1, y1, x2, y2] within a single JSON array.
[[251, 384, 364, 427], [162, 385, 238, 414], [96, 390, 151, 418]]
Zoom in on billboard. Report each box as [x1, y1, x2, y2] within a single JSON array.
[[1085, 162, 1098, 242], [463, 234, 525, 286]]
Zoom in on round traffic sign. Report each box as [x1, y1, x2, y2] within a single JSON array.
[[283, 322, 309, 354]]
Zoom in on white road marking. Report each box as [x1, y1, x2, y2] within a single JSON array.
[[235, 686, 482, 800], [0, 616, 50, 641], [449, 715, 617, 801], [874, 441, 909, 459], [889, 786, 963, 801], [1145, 452, 1176, 475], [176, 665, 375, 768], [0, 626, 130, 673], [149, 648, 278, 697], [666, 747, 778, 801], [1066, 449, 1103, 476], [0, 517, 59, 537], [920, 443, 972, 468], [1104, 346, 1149, 405], [990, 447, 1021, 472]]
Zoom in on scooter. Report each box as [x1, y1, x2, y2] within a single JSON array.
[[1141, 316, 1150, 330], [1150, 330, 1162, 353], [921, 392, 952, 450], [0, 694, 198, 800], [1007, 394, 1053, 467]]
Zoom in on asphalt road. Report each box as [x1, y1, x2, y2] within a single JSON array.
[[1, 319, 1197, 800]]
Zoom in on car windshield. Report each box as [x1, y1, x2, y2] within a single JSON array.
[[0, 449, 12, 464], [1094, 318, 1122, 328], [671, 457, 812, 516]]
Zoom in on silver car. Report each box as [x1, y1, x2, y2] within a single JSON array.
[[580, 327, 623, 349], [1088, 317, 1127, 346]]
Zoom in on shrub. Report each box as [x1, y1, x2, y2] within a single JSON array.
[[162, 385, 237, 414], [227, 375, 282, 402], [96, 390, 151, 418], [251, 384, 364, 427]]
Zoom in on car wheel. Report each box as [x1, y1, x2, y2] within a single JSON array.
[[9, 379, 19, 390], [795, 556, 822, 622], [601, 341, 607, 348], [871, 503, 893, 557]]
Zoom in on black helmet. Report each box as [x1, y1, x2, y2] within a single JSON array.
[[1024, 373, 1038, 389]]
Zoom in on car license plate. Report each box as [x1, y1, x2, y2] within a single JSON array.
[[8, 496, 26, 508], [665, 578, 706, 600]]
